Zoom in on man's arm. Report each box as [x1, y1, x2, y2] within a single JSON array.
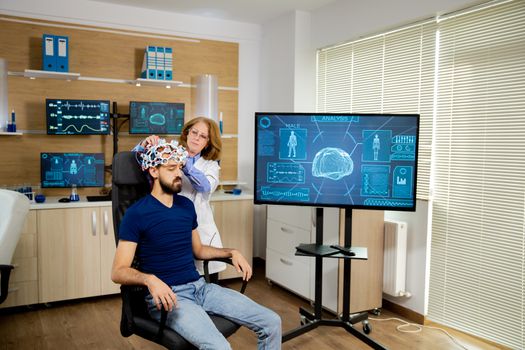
[[111, 240, 177, 311], [191, 230, 252, 281]]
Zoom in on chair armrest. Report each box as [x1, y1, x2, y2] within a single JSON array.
[[202, 258, 248, 294], [0, 265, 14, 304]]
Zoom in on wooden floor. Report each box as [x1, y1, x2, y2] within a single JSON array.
[[0, 261, 505, 350]]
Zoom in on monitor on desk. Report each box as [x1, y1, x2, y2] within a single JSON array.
[[40, 152, 105, 188], [254, 113, 419, 211], [46, 99, 111, 135], [129, 101, 185, 134]]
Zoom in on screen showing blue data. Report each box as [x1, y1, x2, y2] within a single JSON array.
[[41, 153, 105, 188], [46, 99, 110, 135], [129, 101, 185, 135], [254, 113, 419, 211]]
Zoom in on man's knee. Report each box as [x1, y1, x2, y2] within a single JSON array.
[[265, 309, 282, 336]]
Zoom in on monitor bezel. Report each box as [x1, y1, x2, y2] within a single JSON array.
[[128, 100, 185, 135], [46, 99, 111, 135], [253, 112, 420, 211]]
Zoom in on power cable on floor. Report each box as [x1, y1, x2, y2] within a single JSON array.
[[369, 317, 470, 350]]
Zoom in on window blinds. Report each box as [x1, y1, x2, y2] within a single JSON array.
[[317, 22, 436, 199], [427, 1, 525, 348], [317, 0, 524, 348]]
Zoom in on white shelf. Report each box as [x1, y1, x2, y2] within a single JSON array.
[[219, 180, 247, 186], [220, 134, 238, 139], [0, 131, 23, 135], [23, 69, 80, 80], [134, 78, 183, 88]]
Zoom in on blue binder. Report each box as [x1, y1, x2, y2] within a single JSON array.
[[42, 34, 56, 71], [156, 46, 165, 80], [140, 46, 156, 79], [55, 36, 69, 72], [164, 47, 173, 80]]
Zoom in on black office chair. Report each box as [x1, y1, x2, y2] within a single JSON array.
[[111, 151, 247, 349]]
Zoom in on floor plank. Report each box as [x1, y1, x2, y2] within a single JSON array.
[[0, 262, 505, 350]]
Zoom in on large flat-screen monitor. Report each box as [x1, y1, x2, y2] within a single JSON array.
[[254, 113, 419, 211], [129, 101, 185, 134], [46, 99, 110, 135], [41, 152, 105, 188]]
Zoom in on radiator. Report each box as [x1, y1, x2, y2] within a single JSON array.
[[383, 219, 408, 297]]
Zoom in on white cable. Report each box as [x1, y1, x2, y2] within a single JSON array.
[[369, 317, 470, 350]]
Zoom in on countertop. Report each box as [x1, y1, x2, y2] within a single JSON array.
[[29, 191, 253, 210]]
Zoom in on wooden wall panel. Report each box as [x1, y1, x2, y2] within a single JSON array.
[[0, 16, 239, 196]]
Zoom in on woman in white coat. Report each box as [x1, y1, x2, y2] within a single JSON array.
[[133, 117, 226, 281]]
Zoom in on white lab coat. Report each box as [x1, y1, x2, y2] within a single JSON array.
[[179, 157, 226, 274]]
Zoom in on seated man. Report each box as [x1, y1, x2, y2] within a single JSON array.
[[111, 140, 282, 350]]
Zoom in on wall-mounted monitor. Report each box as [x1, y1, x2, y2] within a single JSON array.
[[254, 113, 419, 211], [46, 99, 110, 135], [41, 152, 105, 188], [129, 101, 185, 134]]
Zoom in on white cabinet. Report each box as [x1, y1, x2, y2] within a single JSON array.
[[211, 198, 254, 280], [38, 206, 119, 303], [266, 205, 340, 312]]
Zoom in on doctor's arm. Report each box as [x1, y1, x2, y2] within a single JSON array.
[[191, 229, 252, 281], [111, 240, 177, 311]]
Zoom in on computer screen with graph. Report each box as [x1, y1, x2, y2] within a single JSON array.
[[254, 113, 419, 211], [46, 99, 110, 135]]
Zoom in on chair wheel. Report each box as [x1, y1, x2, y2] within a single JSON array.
[[300, 315, 306, 325], [267, 279, 273, 286], [362, 320, 371, 334]]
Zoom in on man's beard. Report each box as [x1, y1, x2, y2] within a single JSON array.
[[159, 176, 182, 194]]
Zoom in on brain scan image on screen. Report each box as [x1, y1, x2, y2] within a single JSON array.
[[255, 113, 419, 209], [312, 147, 353, 181]]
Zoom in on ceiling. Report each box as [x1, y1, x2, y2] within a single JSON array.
[[89, 0, 338, 24]]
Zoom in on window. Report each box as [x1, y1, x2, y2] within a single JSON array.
[[317, 21, 436, 199], [316, 1, 525, 348]]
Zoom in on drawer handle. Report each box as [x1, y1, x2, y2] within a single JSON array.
[[280, 227, 294, 234], [92, 211, 97, 236], [103, 210, 109, 236], [8, 287, 19, 293], [279, 258, 293, 266]]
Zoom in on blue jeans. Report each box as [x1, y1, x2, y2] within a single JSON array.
[[146, 277, 282, 350]]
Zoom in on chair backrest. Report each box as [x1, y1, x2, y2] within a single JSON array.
[[0, 189, 30, 264], [111, 151, 151, 246]]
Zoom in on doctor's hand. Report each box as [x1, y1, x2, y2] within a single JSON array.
[[145, 274, 177, 311], [231, 249, 253, 281], [140, 135, 161, 149]]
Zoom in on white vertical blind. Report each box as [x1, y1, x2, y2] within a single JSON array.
[[428, 1, 525, 349], [317, 22, 436, 199]]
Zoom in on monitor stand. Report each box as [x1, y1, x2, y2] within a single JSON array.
[[282, 208, 388, 350]]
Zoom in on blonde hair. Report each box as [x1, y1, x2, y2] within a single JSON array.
[[180, 117, 222, 161]]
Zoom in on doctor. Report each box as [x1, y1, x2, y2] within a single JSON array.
[[133, 117, 226, 281]]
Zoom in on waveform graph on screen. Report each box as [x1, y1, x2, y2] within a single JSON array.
[[46, 99, 111, 135], [254, 113, 419, 211]]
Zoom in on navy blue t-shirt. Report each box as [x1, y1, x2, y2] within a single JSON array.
[[118, 194, 200, 286]]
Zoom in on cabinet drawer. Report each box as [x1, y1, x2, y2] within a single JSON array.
[[11, 257, 38, 282], [266, 249, 310, 299], [267, 205, 312, 231], [0, 281, 38, 309], [267, 218, 310, 255]]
